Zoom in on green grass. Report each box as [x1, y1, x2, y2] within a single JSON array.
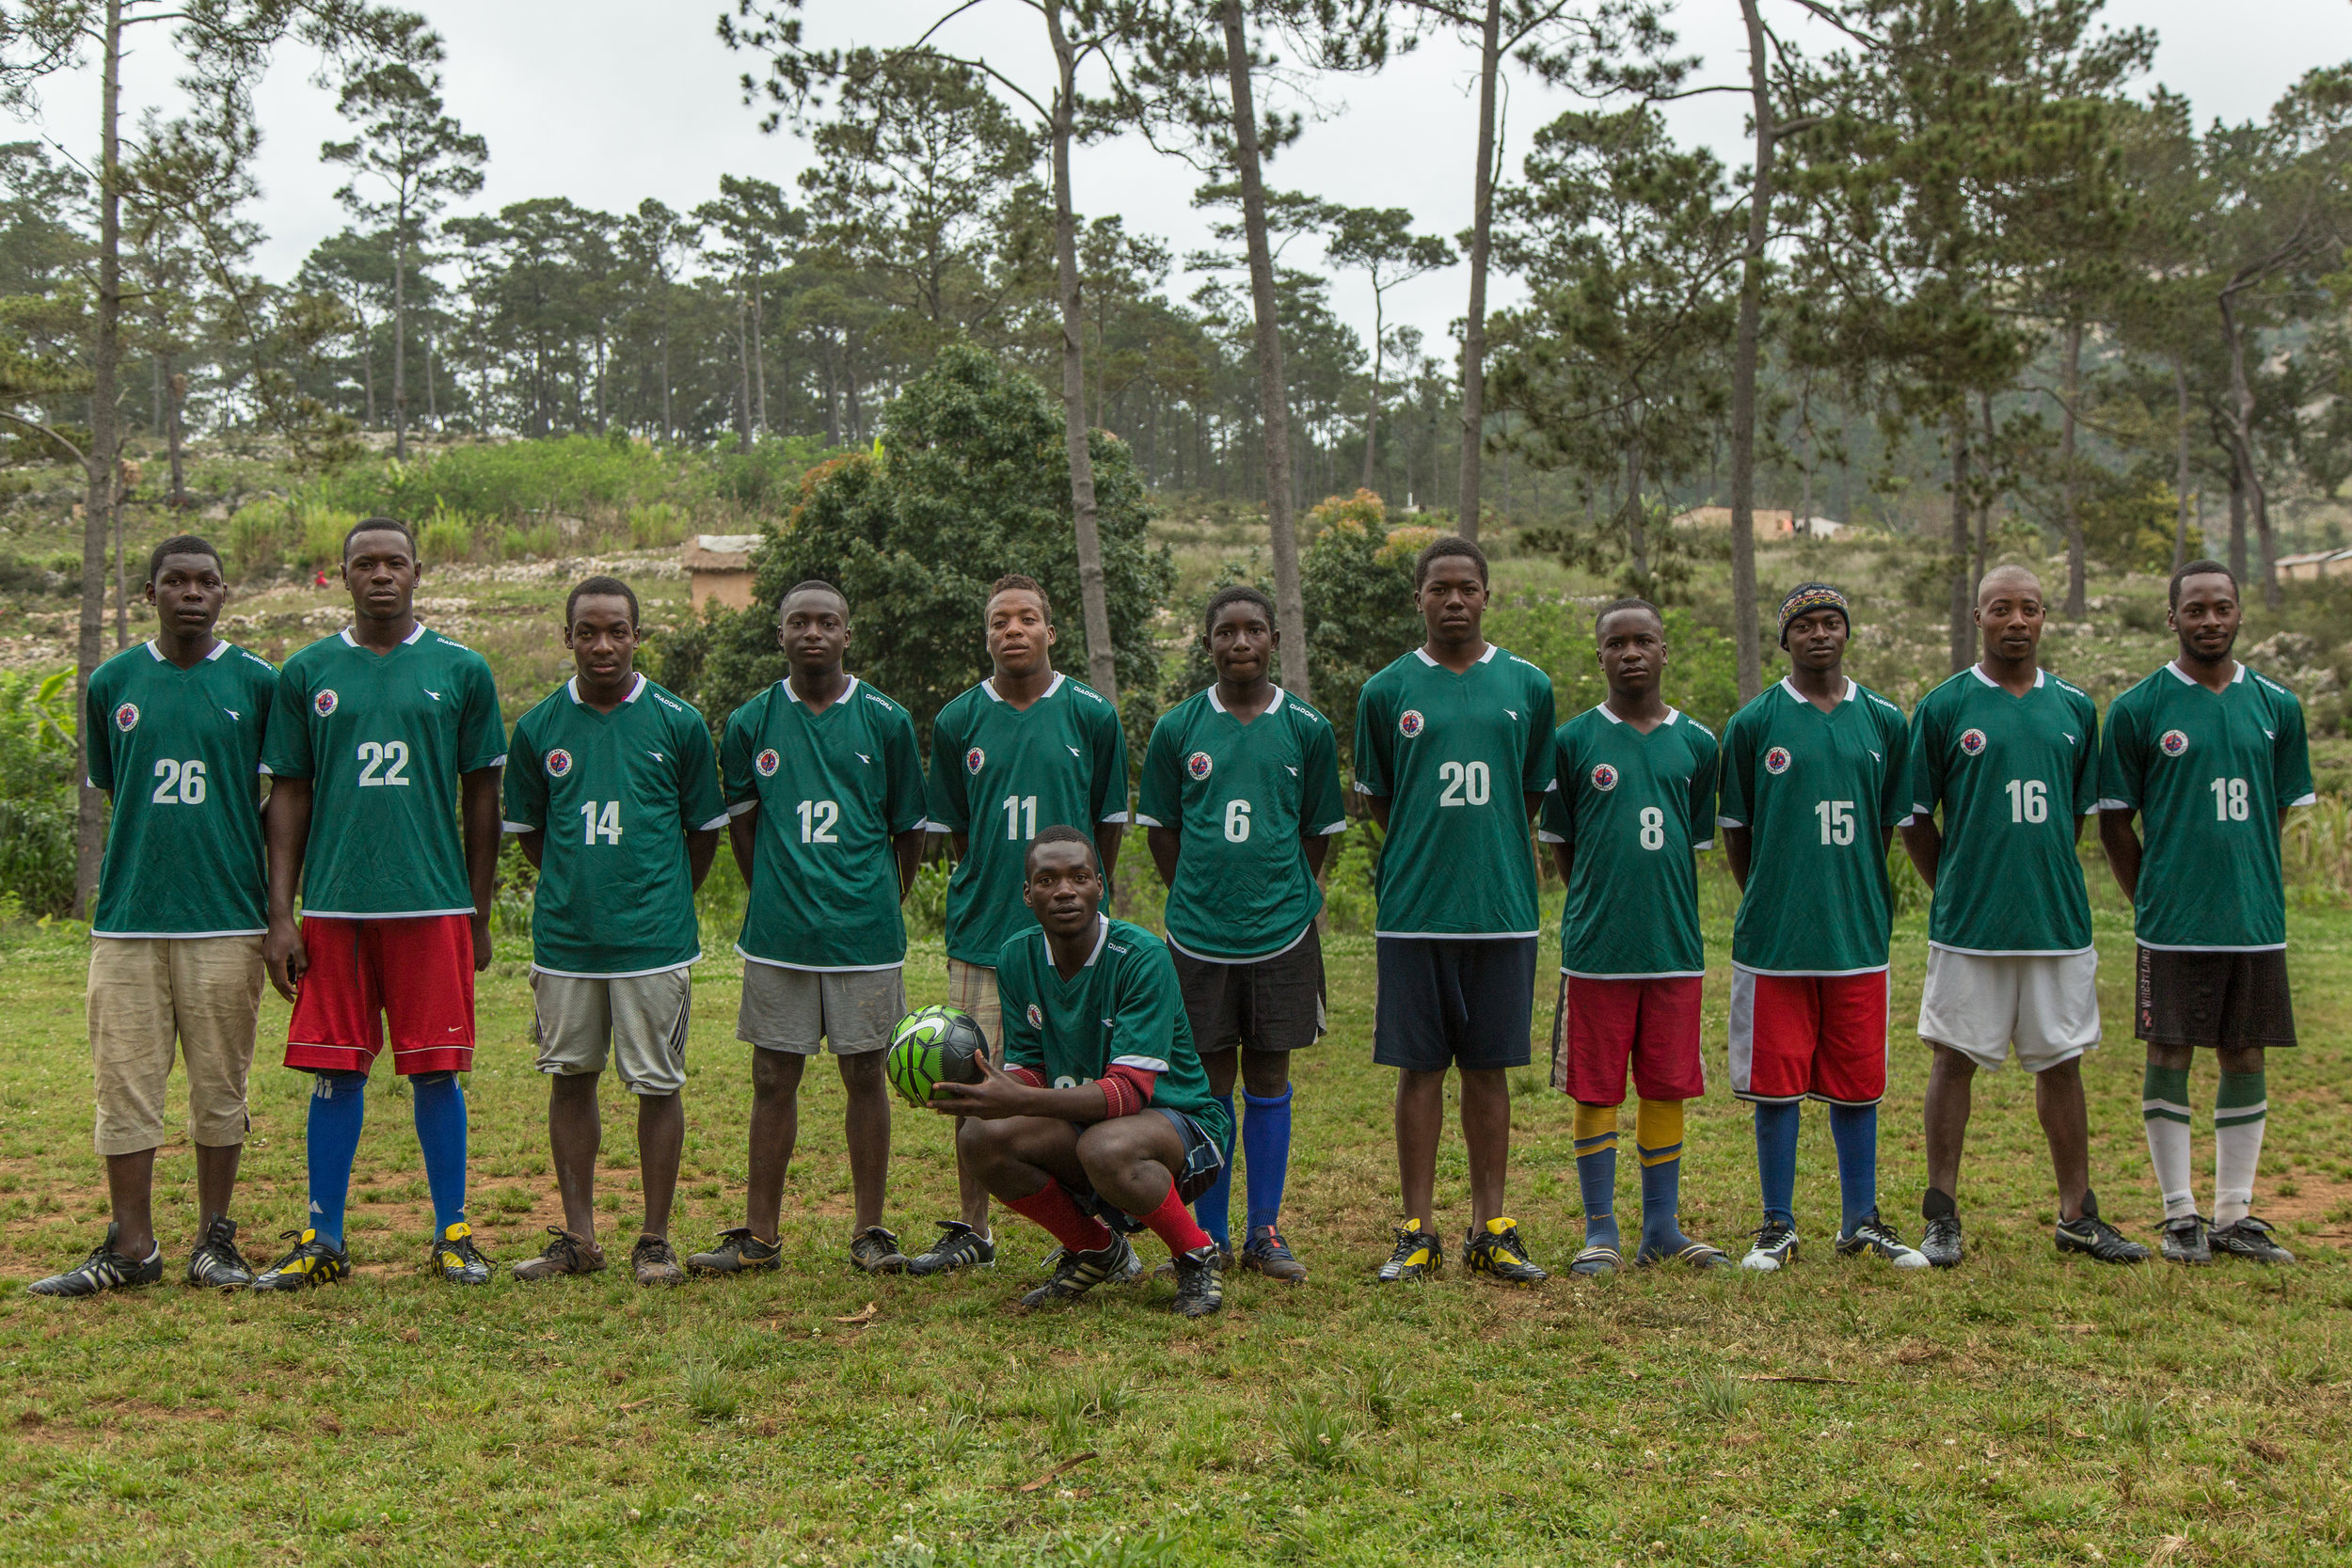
[[3, 901, 2350, 1566]]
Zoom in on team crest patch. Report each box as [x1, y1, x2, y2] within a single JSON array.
[[313, 689, 339, 719], [1960, 728, 1987, 756], [1398, 709, 1424, 737], [1590, 763, 1618, 792], [1025, 1003, 1043, 1029], [965, 746, 986, 775], [544, 749, 573, 778], [1187, 751, 1213, 781], [2160, 729, 2190, 757], [112, 702, 138, 733], [755, 748, 781, 777], [1764, 745, 1792, 775]]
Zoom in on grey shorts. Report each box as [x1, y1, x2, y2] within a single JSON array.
[[531, 967, 692, 1096], [738, 962, 907, 1055]]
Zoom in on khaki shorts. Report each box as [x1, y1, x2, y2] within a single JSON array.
[[531, 967, 692, 1095], [947, 958, 1002, 1055], [87, 934, 264, 1157], [739, 962, 906, 1055]]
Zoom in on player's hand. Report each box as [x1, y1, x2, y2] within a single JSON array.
[[928, 1053, 1027, 1121], [470, 913, 494, 974], [263, 919, 307, 1004]]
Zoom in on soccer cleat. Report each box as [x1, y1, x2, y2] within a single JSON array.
[[1740, 1221, 1800, 1273], [1170, 1243, 1225, 1317], [685, 1227, 782, 1275], [1019, 1235, 1137, 1309], [1568, 1243, 1623, 1277], [249, 1228, 350, 1292], [1377, 1219, 1442, 1283], [2056, 1213, 2153, 1265], [1465, 1218, 1549, 1288], [904, 1221, 995, 1276], [2160, 1215, 2212, 1265], [1920, 1213, 1964, 1269], [510, 1227, 606, 1282], [1239, 1227, 1307, 1283], [184, 1216, 255, 1290], [631, 1234, 685, 1288], [1636, 1241, 1731, 1271], [432, 1222, 491, 1286], [26, 1222, 162, 1298], [1835, 1211, 1931, 1269], [2209, 1215, 2296, 1265], [849, 1227, 908, 1275]]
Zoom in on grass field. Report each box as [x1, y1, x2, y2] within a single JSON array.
[[3, 895, 2350, 1567]]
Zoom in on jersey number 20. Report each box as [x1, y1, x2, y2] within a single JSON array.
[[1437, 759, 1491, 807]]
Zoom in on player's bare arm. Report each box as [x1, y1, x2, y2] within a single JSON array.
[[462, 766, 503, 973], [262, 775, 313, 1001]]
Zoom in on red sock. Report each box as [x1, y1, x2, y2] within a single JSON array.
[[1140, 1178, 1214, 1258], [1004, 1184, 1113, 1255]]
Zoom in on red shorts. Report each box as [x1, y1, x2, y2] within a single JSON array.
[[1549, 974, 1705, 1105], [1728, 968, 1887, 1107], [285, 914, 477, 1076]]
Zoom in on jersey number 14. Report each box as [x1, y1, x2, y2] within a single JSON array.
[[578, 800, 623, 844]]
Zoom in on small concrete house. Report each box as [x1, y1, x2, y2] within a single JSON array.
[[682, 534, 762, 611]]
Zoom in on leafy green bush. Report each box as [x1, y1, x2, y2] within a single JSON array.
[[501, 522, 559, 561], [418, 510, 473, 565], [226, 498, 292, 578], [1486, 601, 1740, 735], [712, 434, 836, 511], [298, 504, 360, 568], [0, 669, 80, 918], [628, 501, 688, 549], [1300, 491, 1423, 757], [315, 434, 695, 522]]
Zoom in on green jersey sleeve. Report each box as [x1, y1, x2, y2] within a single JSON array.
[[1088, 696, 1130, 823], [503, 710, 549, 831], [1136, 710, 1182, 830], [676, 709, 728, 831], [1521, 674, 1559, 797], [1301, 706, 1348, 832], [1904, 692, 1943, 819], [720, 703, 758, 810], [883, 704, 928, 834], [1353, 680, 1392, 797], [457, 655, 505, 772], [262, 664, 315, 780], [1717, 705, 1755, 827], [2271, 680, 2315, 805], [83, 677, 117, 792], [1873, 695, 1910, 829], [927, 706, 971, 833], [2067, 687, 2100, 817], [1687, 725, 1721, 848], [1537, 728, 1578, 848], [2097, 689, 2144, 810], [1109, 937, 1186, 1073]]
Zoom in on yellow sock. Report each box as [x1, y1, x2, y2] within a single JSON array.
[[1573, 1101, 1618, 1155], [1636, 1098, 1685, 1166]]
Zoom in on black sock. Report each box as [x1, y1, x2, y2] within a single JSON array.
[[1922, 1187, 1956, 1222]]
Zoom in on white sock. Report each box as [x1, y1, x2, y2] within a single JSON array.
[[2214, 1071, 2267, 1227], [2142, 1065, 2197, 1221]]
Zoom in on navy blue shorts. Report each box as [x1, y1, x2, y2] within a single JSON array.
[[1069, 1107, 1227, 1232], [1374, 936, 1538, 1072]]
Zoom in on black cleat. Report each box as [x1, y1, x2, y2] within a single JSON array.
[[2160, 1214, 2212, 1265], [1920, 1213, 1964, 1269], [1019, 1235, 1136, 1308], [250, 1228, 350, 1292], [904, 1221, 995, 1276], [1170, 1243, 1225, 1317], [1377, 1219, 1442, 1282], [685, 1227, 782, 1275], [1465, 1218, 1549, 1287], [185, 1216, 255, 1289], [1240, 1227, 1307, 1283], [849, 1226, 908, 1275], [1835, 1210, 1930, 1269], [2056, 1195, 2151, 1264], [2209, 1215, 2296, 1264], [27, 1222, 162, 1298], [431, 1222, 491, 1286], [1740, 1220, 1800, 1272]]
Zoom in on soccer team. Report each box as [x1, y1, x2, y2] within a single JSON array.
[[28, 516, 2312, 1312]]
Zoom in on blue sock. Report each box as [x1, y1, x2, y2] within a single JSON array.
[[1240, 1085, 1293, 1236], [1193, 1094, 1235, 1249], [409, 1071, 470, 1235], [1754, 1101, 1800, 1228], [1636, 1099, 1694, 1259], [1572, 1104, 1620, 1255], [1828, 1102, 1880, 1237], [304, 1070, 368, 1247]]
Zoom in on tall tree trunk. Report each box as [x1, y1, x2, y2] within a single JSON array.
[[1624, 441, 1647, 588], [166, 364, 186, 508], [733, 293, 753, 450], [1726, 0, 1773, 702], [113, 487, 127, 651], [2227, 462, 2248, 582], [1453, 0, 1503, 541], [74, 0, 124, 918], [2218, 286, 2280, 606], [1220, 0, 1309, 699], [2172, 354, 2192, 573], [1048, 2, 1119, 702], [2058, 320, 2084, 615], [392, 217, 408, 459], [1948, 410, 1973, 673], [359, 309, 375, 428], [1361, 288, 1385, 492], [751, 280, 768, 436], [1975, 390, 1994, 582]]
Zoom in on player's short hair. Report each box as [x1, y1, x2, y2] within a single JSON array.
[[1026, 823, 1101, 877], [2169, 558, 2237, 610], [565, 575, 639, 627], [342, 515, 417, 563], [1203, 584, 1276, 638], [1414, 534, 1488, 589], [147, 533, 222, 585], [988, 573, 1052, 619], [1593, 596, 1662, 640], [777, 579, 847, 621]]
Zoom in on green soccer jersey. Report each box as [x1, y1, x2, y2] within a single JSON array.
[[1353, 644, 1557, 938], [85, 639, 278, 938], [1717, 676, 1911, 975], [502, 674, 728, 977], [262, 624, 506, 919], [1136, 686, 1349, 962], [720, 674, 929, 971], [2097, 660, 2314, 951], [927, 673, 1129, 967], [1537, 705, 1718, 978], [1904, 667, 2099, 957], [993, 916, 1232, 1148]]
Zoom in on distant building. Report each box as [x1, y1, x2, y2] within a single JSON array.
[[682, 534, 762, 610], [2276, 547, 2352, 582], [1673, 506, 1794, 537]]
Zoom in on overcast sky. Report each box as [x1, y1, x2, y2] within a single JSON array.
[[15, 0, 2352, 356]]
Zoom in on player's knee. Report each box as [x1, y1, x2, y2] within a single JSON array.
[[311, 1069, 367, 1098], [750, 1048, 803, 1098], [1239, 1047, 1289, 1099], [838, 1050, 887, 1092]]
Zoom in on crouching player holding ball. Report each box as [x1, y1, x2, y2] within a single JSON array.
[[930, 827, 1233, 1317]]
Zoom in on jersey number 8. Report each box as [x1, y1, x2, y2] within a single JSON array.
[[150, 758, 207, 805]]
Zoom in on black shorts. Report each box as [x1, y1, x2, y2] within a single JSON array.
[[1171, 926, 1327, 1054], [1373, 936, 1538, 1073], [1068, 1107, 1227, 1233], [2136, 945, 2296, 1049]]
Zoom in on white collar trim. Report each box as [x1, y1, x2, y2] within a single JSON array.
[[339, 624, 427, 649], [1207, 686, 1285, 717], [569, 672, 647, 705], [2167, 660, 2246, 686], [983, 672, 1064, 704], [1085, 912, 1109, 968], [1413, 643, 1501, 668], [148, 639, 231, 662], [1969, 666, 2045, 689], [784, 673, 856, 706], [1779, 674, 1855, 705], [1593, 703, 1679, 726]]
